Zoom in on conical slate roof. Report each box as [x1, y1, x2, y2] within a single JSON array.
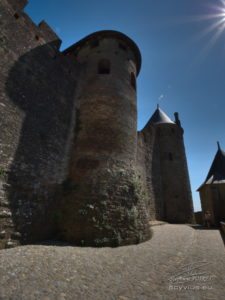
[[147, 106, 175, 125], [198, 143, 225, 190]]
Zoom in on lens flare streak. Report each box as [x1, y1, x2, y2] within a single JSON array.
[[189, 1, 225, 55]]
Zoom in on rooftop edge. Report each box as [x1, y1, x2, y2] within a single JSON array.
[[62, 30, 142, 75]]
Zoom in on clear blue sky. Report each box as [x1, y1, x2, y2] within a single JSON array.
[[25, 0, 225, 212]]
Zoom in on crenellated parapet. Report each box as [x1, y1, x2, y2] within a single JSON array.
[[4, 0, 61, 51], [6, 0, 28, 10]]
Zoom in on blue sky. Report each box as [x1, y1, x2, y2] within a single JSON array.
[[25, 0, 225, 211]]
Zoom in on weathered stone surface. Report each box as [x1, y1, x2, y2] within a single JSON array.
[[0, 231, 6, 238], [140, 120, 194, 223], [0, 210, 12, 218], [0, 0, 79, 247], [0, 0, 194, 249], [60, 35, 151, 246]]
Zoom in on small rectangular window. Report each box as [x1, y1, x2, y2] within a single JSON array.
[[119, 43, 127, 51], [131, 72, 136, 90], [14, 13, 19, 19], [169, 153, 173, 161], [90, 40, 99, 48], [98, 59, 110, 74]]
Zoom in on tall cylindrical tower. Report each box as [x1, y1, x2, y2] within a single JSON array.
[[61, 31, 151, 246], [157, 111, 194, 223], [144, 107, 194, 223]]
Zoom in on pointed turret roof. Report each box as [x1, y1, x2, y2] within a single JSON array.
[[197, 142, 225, 190], [146, 106, 175, 126]]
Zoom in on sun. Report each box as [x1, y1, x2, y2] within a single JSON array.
[[185, 0, 225, 55]]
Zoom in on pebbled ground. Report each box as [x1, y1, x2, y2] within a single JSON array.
[[0, 224, 224, 300]]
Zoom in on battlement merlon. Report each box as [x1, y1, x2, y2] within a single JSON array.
[[6, 0, 62, 50], [38, 21, 62, 49], [63, 30, 142, 75], [7, 0, 28, 11]]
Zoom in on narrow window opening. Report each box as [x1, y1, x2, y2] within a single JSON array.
[[14, 13, 19, 19], [131, 72, 136, 90], [98, 59, 110, 74], [169, 153, 173, 161], [119, 43, 127, 51], [171, 128, 175, 133], [157, 128, 161, 136], [35, 35, 39, 41], [90, 40, 99, 48]]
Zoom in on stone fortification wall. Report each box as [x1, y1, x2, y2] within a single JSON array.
[[200, 184, 225, 225], [60, 34, 151, 246], [137, 126, 164, 220], [194, 211, 203, 225], [0, 0, 194, 248], [156, 123, 194, 223], [0, 0, 79, 248]]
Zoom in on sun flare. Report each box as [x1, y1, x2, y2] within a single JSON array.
[[186, 0, 225, 55]]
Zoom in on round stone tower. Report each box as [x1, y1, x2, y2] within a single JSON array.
[[145, 107, 194, 223], [61, 31, 151, 246]]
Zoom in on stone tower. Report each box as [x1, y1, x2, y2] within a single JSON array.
[[198, 142, 225, 225], [0, 0, 194, 249], [141, 107, 194, 223], [60, 31, 151, 246]]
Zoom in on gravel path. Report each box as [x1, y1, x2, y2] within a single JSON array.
[[0, 224, 224, 300]]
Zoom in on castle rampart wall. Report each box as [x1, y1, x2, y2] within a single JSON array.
[[0, 0, 79, 248], [138, 126, 164, 220], [0, 0, 193, 248]]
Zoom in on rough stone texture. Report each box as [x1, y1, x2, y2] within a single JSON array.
[[138, 120, 194, 223], [0, 0, 194, 248], [0, 224, 224, 300], [157, 124, 194, 223], [61, 36, 151, 246], [221, 222, 225, 234], [199, 184, 225, 225], [195, 211, 203, 225], [141, 122, 194, 223], [0, 0, 80, 247], [139, 126, 165, 221]]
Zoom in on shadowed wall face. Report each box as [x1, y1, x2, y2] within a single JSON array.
[[61, 36, 151, 246], [200, 185, 225, 225], [0, 0, 79, 248], [138, 119, 194, 224], [1, 0, 195, 249], [137, 127, 164, 221], [157, 124, 194, 223]]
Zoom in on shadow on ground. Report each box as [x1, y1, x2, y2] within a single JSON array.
[[189, 225, 219, 230], [189, 224, 225, 247], [219, 229, 225, 247]]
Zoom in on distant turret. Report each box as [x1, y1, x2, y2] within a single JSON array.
[[198, 142, 225, 225], [142, 106, 194, 223]]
